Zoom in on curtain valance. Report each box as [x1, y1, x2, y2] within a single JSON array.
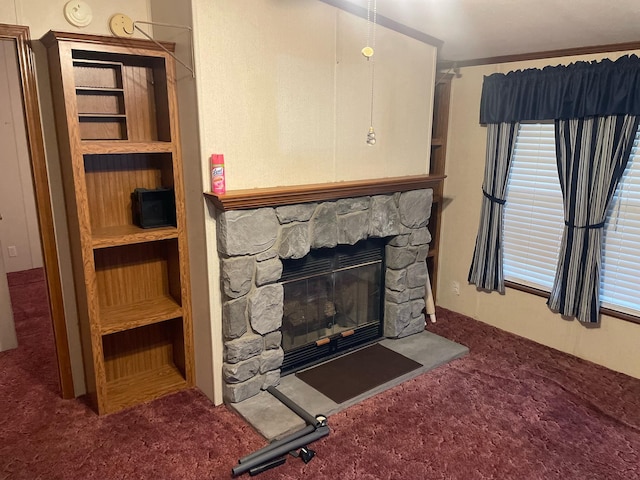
[[479, 55, 640, 124]]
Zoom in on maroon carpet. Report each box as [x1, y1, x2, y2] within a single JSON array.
[[2, 269, 640, 479]]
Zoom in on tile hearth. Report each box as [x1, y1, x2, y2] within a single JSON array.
[[231, 330, 468, 441]]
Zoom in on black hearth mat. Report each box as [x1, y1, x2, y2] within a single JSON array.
[[295, 343, 422, 404]]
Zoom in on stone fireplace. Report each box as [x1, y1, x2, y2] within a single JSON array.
[[211, 177, 438, 403]]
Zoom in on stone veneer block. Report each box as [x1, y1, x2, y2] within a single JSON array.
[[369, 195, 402, 237], [224, 375, 263, 403], [225, 334, 264, 364], [386, 288, 411, 304], [218, 208, 279, 256], [249, 284, 284, 335], [416, 245, 430, 263], [256, 249, 278, 261], [222, 256, 255, 299], [223, 357, 261, 383], [386, 268, 407, 292], [399, 189, 433, 228], [278, 223, 310, 259], [337, 211, 369, 245], [264, 331, 282, 350], [411, 298, 426, 318], [399, 314, 426, 338], [388, 234, 410, 247], [336, 196, 370, 214], [222, 297, 248, 340], [276, 203, 317, 223], [261, 370, 281, 390], [311, 203, 339, 249], [384, 301, 412, 337], [409, 286, 426, 300], [386, 245, 419, 269], [256, 257, 283, 286], [409, 227, 431, 246], [260, 347, 285, 374], [406, 261, 429, 288]]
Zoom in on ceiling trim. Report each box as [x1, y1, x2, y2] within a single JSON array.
[[439, 40, 640, 69], [318, 0, 443, 49]]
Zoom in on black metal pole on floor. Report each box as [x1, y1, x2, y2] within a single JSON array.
[[232, 386, 330, 477], [238, 424, 316, 465], [231, 426, 330, 477], [265, 386, 322, 427]]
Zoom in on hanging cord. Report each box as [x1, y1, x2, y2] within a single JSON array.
[[369, 62, 376, 127], [365, 0, 377, 146], [366, 0, 371, 49], [370, 0, 376, 127]]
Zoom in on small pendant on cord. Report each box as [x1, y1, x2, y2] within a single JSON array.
[[366, 126, 376, 146]]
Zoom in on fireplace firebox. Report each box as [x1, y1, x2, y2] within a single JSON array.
[[280, 239, 385, 374]]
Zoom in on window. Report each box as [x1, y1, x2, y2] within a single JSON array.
[[503, 123, 640, 318]]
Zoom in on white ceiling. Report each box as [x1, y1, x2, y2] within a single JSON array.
[[343, 0, 640, 62]]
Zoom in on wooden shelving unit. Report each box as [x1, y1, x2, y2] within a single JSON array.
[[427, 74, 452, 301], [42, 31, 194, 414]]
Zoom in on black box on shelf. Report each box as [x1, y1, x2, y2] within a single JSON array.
[[131, 188, 176, 228]]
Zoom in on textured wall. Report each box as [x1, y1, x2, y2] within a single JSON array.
[[192, 0, 437, 190]]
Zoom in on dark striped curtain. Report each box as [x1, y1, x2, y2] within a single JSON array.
[[548, 115, 639, 323], [468, 122, 519, 292]]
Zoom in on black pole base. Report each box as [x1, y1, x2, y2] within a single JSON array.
[[298, 447, 316, 464]]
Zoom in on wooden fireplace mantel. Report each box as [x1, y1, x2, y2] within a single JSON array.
[[204, 174, 445, 211]]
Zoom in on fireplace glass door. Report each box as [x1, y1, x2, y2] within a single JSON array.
[[280, 239, 384, 373]]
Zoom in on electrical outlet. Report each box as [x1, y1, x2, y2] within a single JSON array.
[[452, 280, 460, 296], [7, 245, 17, 257]]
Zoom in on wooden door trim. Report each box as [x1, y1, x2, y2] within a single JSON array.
[[1, 23, 74, 398]]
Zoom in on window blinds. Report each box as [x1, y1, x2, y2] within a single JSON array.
[[503, 123, 563, 291], [601, 132, 640, 316], [502, 123, 640, 318]]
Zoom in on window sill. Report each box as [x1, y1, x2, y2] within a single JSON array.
[[504, 280, 640, 325]]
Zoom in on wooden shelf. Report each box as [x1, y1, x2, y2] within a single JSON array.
[[99, 296, 182, 334], [44, 30, 193, 415], [79, 113, 126, 119], [81, 141, 173, 154], [76, 86, 124, 93], [73, 58, 123, 67], [105, 364, 187, 414], [205, 174, 446, 211], [92, 225, 179, 249]]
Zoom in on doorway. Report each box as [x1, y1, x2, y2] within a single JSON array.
[[0, 24, 74, 398]]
